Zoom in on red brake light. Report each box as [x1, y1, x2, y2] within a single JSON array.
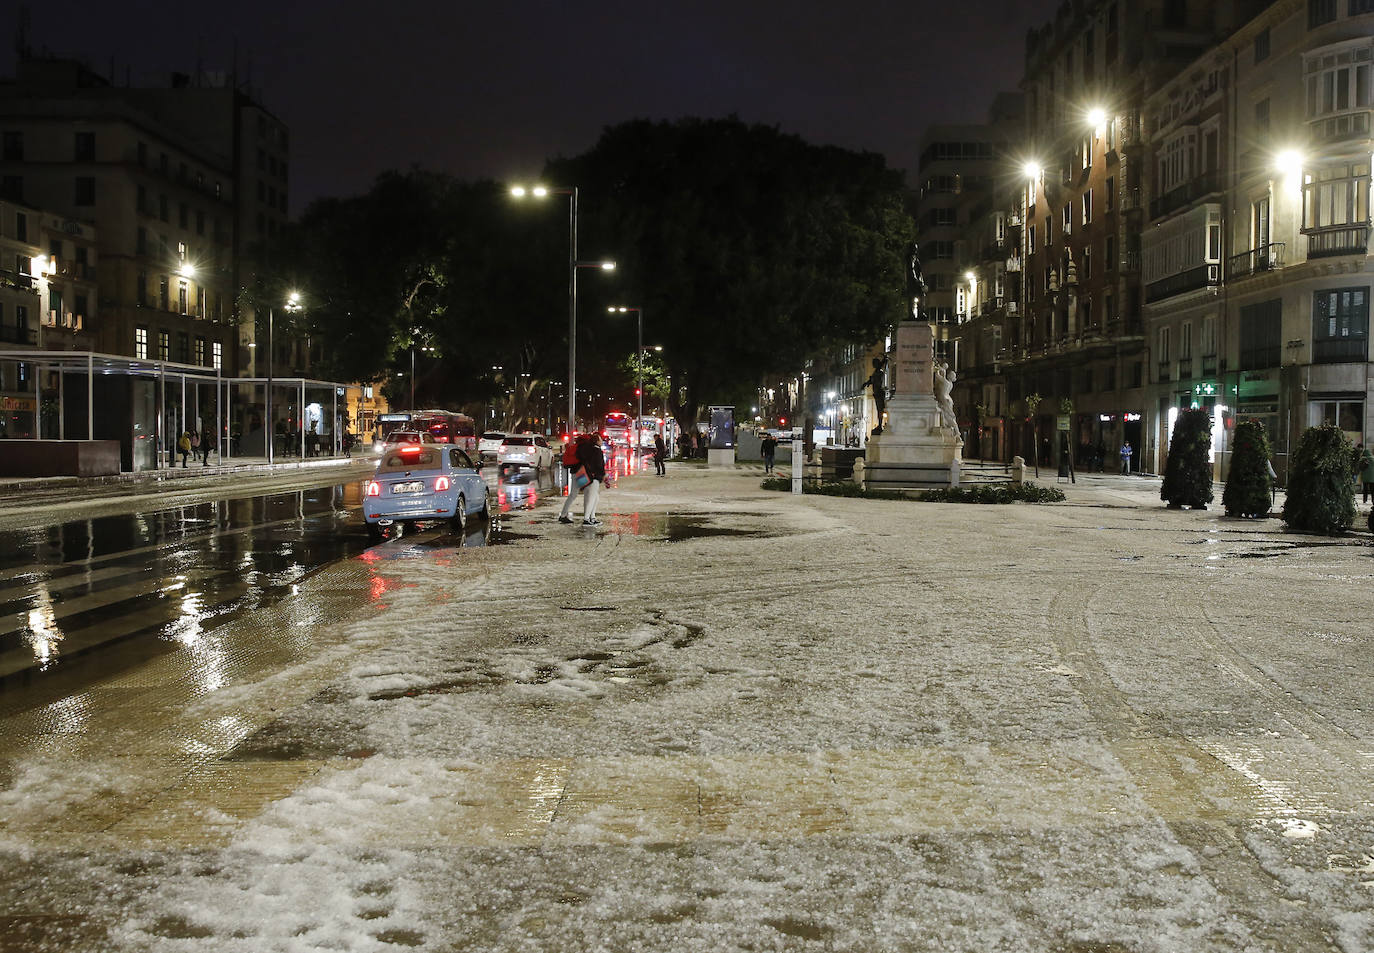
[[400, 446, 421, 456], [366, 481, 380, 497], [435, 475, 451, 491]]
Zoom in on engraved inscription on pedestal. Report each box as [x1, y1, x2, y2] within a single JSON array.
[[894, 322, 933, 396]]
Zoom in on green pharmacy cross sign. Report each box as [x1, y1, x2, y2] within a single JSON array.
[[1190, 380, 1217, 410]]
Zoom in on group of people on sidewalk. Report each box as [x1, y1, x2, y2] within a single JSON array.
[[557, 432, 671, 527], [176, 430, 215, 468]]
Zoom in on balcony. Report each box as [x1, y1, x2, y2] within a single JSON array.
[[1120, 250, 1141, 273], [1227, 242, 1285, 280], [1304, 225, 1370, 259], [1201, 354, 1217, 375], [1176, 357, 1193, 380], [1119, 186, 1142, 212], [1313, 336, 1369, 364], [1146, 264, 1220, 303], [1149, 170, 1223, 221], [1157, 361, 1171, 382]]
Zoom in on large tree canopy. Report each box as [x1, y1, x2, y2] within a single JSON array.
[[551, 117, 914, 429]]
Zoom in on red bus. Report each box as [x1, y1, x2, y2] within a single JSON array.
[[405, 410, 478, 452]]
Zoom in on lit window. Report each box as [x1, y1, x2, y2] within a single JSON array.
[[135, 326, 148, 360]]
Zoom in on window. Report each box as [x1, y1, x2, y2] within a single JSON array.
[[1253, 196, 1271, 250], [1309, 0, 1337, 27], [1202, 315, 1217, 356], [1, 176, 22, 201], [2, 131, 21, 160], [195, 336, 207, 366], [1305, 46, 1373, 140], [1083, 190, 1093, 225], [176, 331, 189, 364], [159, 275, 169, 311], [1159, 131, 1196, 194], [212, 341, 222, 370], [1353, 0, 1374, 12], [1106, 235, 1116, 270], [1029, 224, 1036, 248], [1082, 294, 1094, 328], [1045, 216, 1053, 246], [137, 272, 148, 307], [74, 293, 87, 321], [15, 212, 26, 241], [1082, 245, 1091, 280], [1159, 326, 1171, 363], [1081, 135, 1092, 170], [1313, 286, 1370, 361], [159, 194, 168, 222], [1313, 398, 1364, 432], [1105, 177, 1115, 212], [178, 203, 188, 228], [136, 226, 147, 256], [1302, 162, 1371, 228], [74, 132, 94, 160], [1105, 290, 1116, 322], [1180, 321, 1193, 358], [1255, 28, 1271, 63], [1063, 203, 1073, 236], [1255, 98, 1270, 131], [197, 287, 206, 318], [179, 283, 188, 315], [158, 329, 170, 360], [74, 176, 95, 206], [1240, 298, 1282, 369], [135, 326, 149, 360], [48, 287, 62, 321]]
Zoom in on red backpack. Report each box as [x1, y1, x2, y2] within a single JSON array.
[[561, 439, 580, 466]]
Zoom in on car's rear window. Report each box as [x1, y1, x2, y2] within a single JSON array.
[[504, 436, 535, 446], [481, 432, 506, 441], [379, 449, 441, 470]]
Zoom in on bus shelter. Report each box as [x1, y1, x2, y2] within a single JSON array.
[[0, 350, 355, 472]]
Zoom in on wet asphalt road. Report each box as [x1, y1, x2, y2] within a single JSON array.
[[0, 464, 570, 696]]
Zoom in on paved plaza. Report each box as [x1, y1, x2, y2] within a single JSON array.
[[1, 464, 1371, 952]]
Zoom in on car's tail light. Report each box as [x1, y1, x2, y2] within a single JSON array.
[[366, 481, 381, 497], [400, 446, 421, 456], [434, 476, 451, 491]]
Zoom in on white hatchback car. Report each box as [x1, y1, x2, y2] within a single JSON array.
[[497, 434, 554, 471], [477, 431, 509, 460]]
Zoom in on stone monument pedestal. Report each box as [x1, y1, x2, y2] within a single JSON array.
[[862, 322, 962, 488], [707, 448, 735, 468]]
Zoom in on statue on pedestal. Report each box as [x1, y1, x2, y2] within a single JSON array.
[[934, 362, 958, 431], [866, 356, 889, 435], [906, 242, 928, 321]]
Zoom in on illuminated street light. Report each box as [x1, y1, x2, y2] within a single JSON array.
[[609, 305, 647, 428], [510, 184, 617, 433], [266, 290, 304, 466], [1087, 107, 1107, 128], [1022, 161, 1042, 180]]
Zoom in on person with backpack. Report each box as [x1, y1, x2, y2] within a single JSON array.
[[572, 432, 607, 526], [557, 435, 584, 523]]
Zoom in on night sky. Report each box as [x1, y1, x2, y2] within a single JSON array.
[[7, 1, 1059, 211]]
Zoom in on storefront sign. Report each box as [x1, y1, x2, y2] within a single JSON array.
[[1, 396, 37, 412]]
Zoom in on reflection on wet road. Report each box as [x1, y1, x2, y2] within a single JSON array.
[[0, 464, 574, 685]]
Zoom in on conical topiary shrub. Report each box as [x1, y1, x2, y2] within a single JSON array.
[[1161, 408, 1214, 509], [1282, 424, 1356, 535], [1222, 418, 1274, 518]]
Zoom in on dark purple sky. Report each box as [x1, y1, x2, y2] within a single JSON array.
[[10, 0, 1058, 211]]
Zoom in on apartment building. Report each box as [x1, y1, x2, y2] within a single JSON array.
[[1142, 0, 1374, 479], [947, 0, 1268, 471]]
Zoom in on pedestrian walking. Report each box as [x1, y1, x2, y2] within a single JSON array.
[[177, 430, 193, 468], [558, 432, 605, 526], [1120, 441, 1133, 474], [653, 433, 667, 476], [199, 429, 215, 466], [1359, 444, 1374, 503], [558, 435, 588, 523], [761, 433, 778, 473]]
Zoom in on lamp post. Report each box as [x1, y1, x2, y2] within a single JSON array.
[[607, 305, 646, 430], [510, 185, 615, 435], [265, 291, 302, 465]]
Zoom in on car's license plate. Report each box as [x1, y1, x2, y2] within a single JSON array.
[[391, 481, 424, 494]]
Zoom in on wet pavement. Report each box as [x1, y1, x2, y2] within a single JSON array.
[[1, 460, 1372, 952]]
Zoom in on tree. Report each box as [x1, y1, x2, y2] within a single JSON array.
[[1222, 419, 1273, 518], [1160, 408, 1213, 509], [1282, 424, 1356, 535], [548, 118, 914, 435]]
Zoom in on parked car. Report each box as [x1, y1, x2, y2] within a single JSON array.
[[383, 430, 437, 448], [477, 431, 509, 460], [363, 444, 489, 540], [497, 434, 554, 471]]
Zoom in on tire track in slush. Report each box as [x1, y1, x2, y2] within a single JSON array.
[[1045, 583, 1343, 953]]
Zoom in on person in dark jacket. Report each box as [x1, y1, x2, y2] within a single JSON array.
[[760, 433, 778, 473], [653, 433, 667, 476], [575, 432, 606, 525]]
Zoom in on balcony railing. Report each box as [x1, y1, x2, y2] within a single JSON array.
[[1120, 250, 1141, 273], [1305, 225, 1370, 259], [1227, 242, 1285, 279], [1149, 170, 1223, 221], [1145, 264, 1220, 303], [1313, 336, 1370, 364], [1201, 354, 1217, 375], [1176, 357, 1193, 380], [1157, 361, 1171, 382]]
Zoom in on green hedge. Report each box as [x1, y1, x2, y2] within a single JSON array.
[[1282, 425, 1356, 535], [1222, 418, 1274, 518], [1161, 408, 1214, 509], [760, 478, 1065, 504]]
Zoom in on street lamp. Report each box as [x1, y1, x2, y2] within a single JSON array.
[[510, 184, 616, 434], [608, 305, 647, 430], [265, 291, 302, 465]]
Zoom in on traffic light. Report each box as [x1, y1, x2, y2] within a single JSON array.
[[634, 388, 641, 397]]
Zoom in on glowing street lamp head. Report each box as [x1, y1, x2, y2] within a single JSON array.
[[964, 271, 976, 283], [1023, 161, 1042, 180], [1087, 107, 1107, 127], [1275, 149, 1304, 177], [532, 186, 548, 198], [509, 186, 526, 197], [601, 261, 616, 271], [179, 261, 196, 278]]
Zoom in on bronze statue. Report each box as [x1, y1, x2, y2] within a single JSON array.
[[866, 356, 889, 435], [906, 242, 927, 319]]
